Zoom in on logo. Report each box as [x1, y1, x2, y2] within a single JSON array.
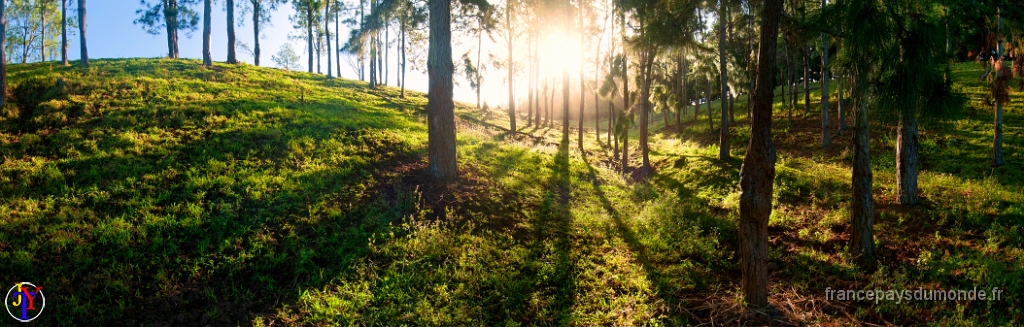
[[6, 282, 44, 322]]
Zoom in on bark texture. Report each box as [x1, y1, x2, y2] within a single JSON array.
[[896, 109, 919, 205], [427, 0, 458, 182], [820, 5, 830, 147], [307, 3, 314, 73], [227, 0, 237, 64], [1, 0, 5, 107], [326, 0, 332, 77], [718, 2, 730, 160], [851, 85, 875, 260], [61, 0, 68, 65], [252, 1, 262, 66], [79, 0, 88, 67], [203, 0, 212, 66], [738, 0, 782, 308]]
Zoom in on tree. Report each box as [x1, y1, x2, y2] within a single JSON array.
[[203, 0, 212, 66], [738, 0, 782, 308], [717, 0, 729, 160], [1, 0, 6, 108], [7, 0, 62, 63], [991, 5, 1006, 167], [272, 42, 302, 70], [227, 0, 238, 63], [39, 0, 57, 61], [427, 0, 456, 181], [397, 0, 427, 97], [820, 0, 962, 259], [616, 0, 662, 174], [593, 0, 612, 143], [78, 0, 86, 66], [291, 0, 319, 73], [135, 0, 201, 59], [819, 0, 830, 147], [239, 0, 286, 66], [324, 0, 332, 77], [496, 0, 525, 133], [577, 0, 588, 151], [61, 0, 68, 65], [455, 0, 494, 110], [561, 0, 571, 147]]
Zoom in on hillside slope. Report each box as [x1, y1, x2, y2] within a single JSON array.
[[0, 59, 1022, 326]]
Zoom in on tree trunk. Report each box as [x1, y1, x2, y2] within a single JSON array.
[[478, 26, 483, 110], [253, 1, 261, 66], [676, 56, 683, 126], [172, 0, 180, 58], [611, 101, 617, 156], [359, 0, 365, 80], [41, 5, 46, 61], [896, 107, 919, 205], [622, 117, 629, 171], [61, 0, 68, 65], [307, 3, 314, 73], [165, 0, 176, 58], [326, 0, 332, 77], [78, 0, 88, 67], [527, 33, 533, 125], [401, 10, 407, 98], [578, 7, 585, 151], [664, 95, 669, 127], [427, 0, 457, 182], [739, 0, 782, 308], [820, 3, 830, 147], [838, 76, 846, 130], [378, 34, 383, 83], [563, 66, 570, 145], [563, 12, 571, 146], [639, 50, 651, 171], [227, 0, 237, 63], [719, 1, 730, 160], [23, 26, 29, 64], [851, 80, 874, 260], [609, 51, 615, 138], [993, 6, 1005, 167], [620, 13, 630, 170], [707, 78, 714, 132], [791, 45, 797, 111], [803, 46, 809, 115], [507, 33, 516, 133], [695, 88, 700, 121], [535, 34, 542, 124], [384, 13, 389, 85], [994, 99, 1004, 166], [837, 43, 846, 130], [1, 0, 5, 107], [337, 7, 342, 76], [784, 39, 792, 122], [203, 0, 212, 66]]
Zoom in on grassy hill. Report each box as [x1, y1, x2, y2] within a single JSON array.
[[0, 58, 1022, 325]]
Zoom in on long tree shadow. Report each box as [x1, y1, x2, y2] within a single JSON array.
[[544, 142, 577, 322], [0, 93, 423, 326], [580, 156, 694, 323]]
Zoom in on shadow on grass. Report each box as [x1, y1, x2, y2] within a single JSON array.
[[0, 96, 422, 326], [544, 142, 577, 321]]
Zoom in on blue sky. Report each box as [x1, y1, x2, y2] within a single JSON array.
[[63, 0, 494, 103]]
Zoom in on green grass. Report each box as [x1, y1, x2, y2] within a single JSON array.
[[0, 58, 1022, 325]]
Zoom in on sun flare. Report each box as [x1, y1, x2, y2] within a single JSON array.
[[540, 30, 585, 76]]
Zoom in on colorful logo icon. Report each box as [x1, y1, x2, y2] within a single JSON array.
[[6, 282, 44, 322]]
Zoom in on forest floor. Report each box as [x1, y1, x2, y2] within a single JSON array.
[[0, 58, 1022, 326]]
